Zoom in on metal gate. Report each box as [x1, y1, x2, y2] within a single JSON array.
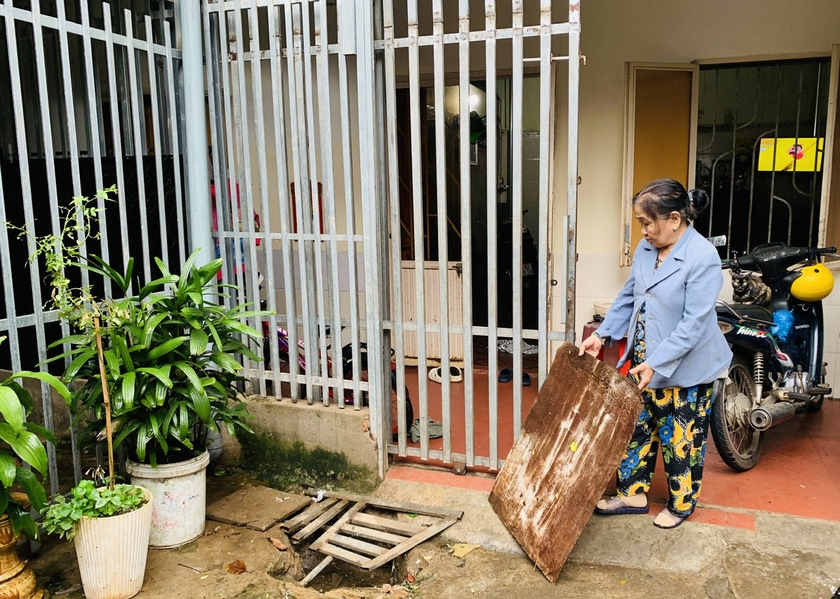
[[203, 0, 580, 474], [0, 0, 188, 493]]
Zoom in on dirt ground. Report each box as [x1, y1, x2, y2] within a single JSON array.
[[25, 468, 840, 599], [28, 473, 421, 599], [27, 522, 711, 599]]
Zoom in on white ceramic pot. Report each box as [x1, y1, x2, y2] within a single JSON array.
[[125, 451, 210, 549], [74, 487, 153, 599]]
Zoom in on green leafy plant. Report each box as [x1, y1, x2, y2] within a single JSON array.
[[55, 248, 265, 466], [0, 339, 71, 537], [40, 479, 147, 541], [16, 188, 267, 470]]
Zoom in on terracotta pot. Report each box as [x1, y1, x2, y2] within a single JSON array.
[[0, 514, 43, 599]]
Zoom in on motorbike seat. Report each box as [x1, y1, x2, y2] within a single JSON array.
[[715, 300, 774, 326]]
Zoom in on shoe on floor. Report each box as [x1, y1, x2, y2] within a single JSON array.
[[522, 372, 531, 386], [594, 495, 649, 515], [498, 368, 512, 383], [428, 366, 463, 383]]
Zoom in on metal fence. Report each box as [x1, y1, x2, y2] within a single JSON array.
[[0, 0, 582, 489], [205, 0, 581, 474], [0, 0, 187, 493]]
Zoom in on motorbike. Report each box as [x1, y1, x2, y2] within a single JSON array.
[[712, 242, 836, 472], [497, 209, 539, 331]]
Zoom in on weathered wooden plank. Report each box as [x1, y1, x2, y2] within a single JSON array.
[[350, 512, 424, 536], [205, 485, 311, 532], [292, 500, 350, 543], [329, 533, 387, 557], [304, 489, 464, 520], [361, 518, 459, 571], [319, 542, 369, 567], [340, 523, 407, 545], [309, 501, 367, 552], [280, 498, 340, 533], [300, 556, 332, 587], [488, 342, 642, 584]]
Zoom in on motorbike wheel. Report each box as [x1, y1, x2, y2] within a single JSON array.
[[271, 350, 307, 400], [710, 354, 764, 472], [341, 347, 414, 441], [388, 371, 414, 442]]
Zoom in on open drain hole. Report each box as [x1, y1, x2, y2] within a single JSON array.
[[268, 543, 407, 592]]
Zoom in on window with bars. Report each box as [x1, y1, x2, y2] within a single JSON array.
[[693, 58, 831, 256]]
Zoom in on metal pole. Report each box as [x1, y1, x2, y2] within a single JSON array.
[[181, 0, 213, 265]]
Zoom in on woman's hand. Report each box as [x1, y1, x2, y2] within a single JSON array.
[[629, 362, 654, 391], [578, 334, 603, 358]]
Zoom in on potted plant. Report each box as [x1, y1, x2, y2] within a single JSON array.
[[60, 248, 265, 547], [0, 350, 71, 599], [16, 187, 265, 549], [40, 478, 152, 599], [9, 189, 155, 599]]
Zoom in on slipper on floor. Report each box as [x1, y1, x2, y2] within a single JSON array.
[[594, 496, 650, 516], [498, 368, 512, 383], [522, 372, 531, 387], [428, 366, 463, 383]]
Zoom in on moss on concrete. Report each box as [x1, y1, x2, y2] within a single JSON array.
[[237, 430, 378, 495]]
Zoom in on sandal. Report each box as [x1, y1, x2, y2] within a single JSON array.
[[653, 506, 689, 529], [594, 495, 649, 515], [498, 368, 512, 383], [428, 366, 463, 383]]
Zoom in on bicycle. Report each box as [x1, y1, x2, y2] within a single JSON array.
[[262, 322, 414, 440]]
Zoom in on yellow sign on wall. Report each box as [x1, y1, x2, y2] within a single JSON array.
[[757, 138, 824, 172]]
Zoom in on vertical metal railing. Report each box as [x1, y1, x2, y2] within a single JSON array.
[[0, 0, 188, 494], [203, 0, 581, 473], [377, 1, 578, 470], [696, 60, 830, 254]]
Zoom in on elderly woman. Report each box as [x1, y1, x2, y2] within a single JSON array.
[[579, 178, 731, 529]]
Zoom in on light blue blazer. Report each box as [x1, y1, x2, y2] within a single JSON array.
[[597, 226, 732, 389]]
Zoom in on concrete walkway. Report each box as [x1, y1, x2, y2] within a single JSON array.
[[375, 467, 840, 599]]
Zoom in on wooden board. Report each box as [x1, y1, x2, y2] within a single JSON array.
[[285, 491, 461, 586], [488, 342, 642, 584], [280, 498, 341, 533], [205, 485, 310, 532]]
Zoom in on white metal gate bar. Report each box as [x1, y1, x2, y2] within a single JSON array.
[[457, 0, 475, 465], [511, 0, 524, 434], [431, 0, 450, 462], [565, 3, 580, 341], [485, 0, 500, 469], [0, 0, 188, 494]]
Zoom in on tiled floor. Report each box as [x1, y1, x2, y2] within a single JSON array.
[[393, 364, 840, 525]]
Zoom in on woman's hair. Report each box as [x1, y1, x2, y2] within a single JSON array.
[[632, 178, 710, 224]]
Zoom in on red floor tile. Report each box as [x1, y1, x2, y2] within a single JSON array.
[[687, 506, 755, 530], [392, 365, 840, 524], [386, 465, 495, 493]]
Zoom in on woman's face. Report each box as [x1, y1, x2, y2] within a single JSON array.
[[634, 205, 682, 249]]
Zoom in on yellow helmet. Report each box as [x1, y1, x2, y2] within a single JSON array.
[[790, 264, 835, 302]]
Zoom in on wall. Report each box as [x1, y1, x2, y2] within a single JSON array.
[[568, 0, 840, 390]]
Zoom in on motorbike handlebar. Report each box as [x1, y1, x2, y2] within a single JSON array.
[[816, 247, 837, 255]]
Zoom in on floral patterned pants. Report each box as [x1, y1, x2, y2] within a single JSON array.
[[616, 383, 714, 517]]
